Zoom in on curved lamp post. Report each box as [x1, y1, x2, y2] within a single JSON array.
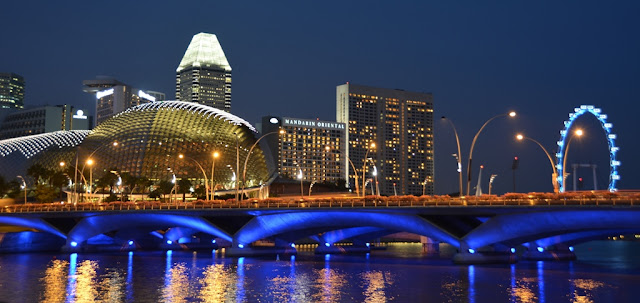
[[294, 161, 303, 200], [361, 143, 376, 197], [516, 134, 559, 193], [240, 129, 284, 201], [466, 111, 516, 195], [211, 151, 219, 200], [441, 116, 463, 197], [367, 158, 379, 196], [561, 129, 583, 192], [179, 154, 210, 201], [346, 157, 360, 197]]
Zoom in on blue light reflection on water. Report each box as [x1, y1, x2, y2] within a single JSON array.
[[0, 242, 639, 302]]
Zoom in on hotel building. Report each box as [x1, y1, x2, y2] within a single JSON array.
[[176, 33, 232, 112], [261, 116, 346, 186], [337, 83, 434, 196]]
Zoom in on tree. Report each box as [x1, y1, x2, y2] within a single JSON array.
[[120, 172, 138, 195], [136, 177, 153, 196], [157, 180, 174, 201], [0, 175, 6, 198], [27, 163, 53, 185], [50, 171, 69, 201], [177, 178, 192, 202], [35, 184, 56, 203]]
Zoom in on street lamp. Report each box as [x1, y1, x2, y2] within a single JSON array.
[[367, 158, 379, 196], [75, 141, 119, 203], [86, 159, 94, 199], [178, 154, 210, 201], [466, 111, 516, 196], [441, 117, 463, 197], [561, 129, 584, 192], [361, 142, 376, 197], [346, 157, 360, 197], [294, 161, 303, 200], [240, 129, 284, 201], [211, 151, 220, 200], [516, 133, 559, 193], [16, 175, 26, 204], [109, 170, 123, 202], [488, 174, 498, 195]]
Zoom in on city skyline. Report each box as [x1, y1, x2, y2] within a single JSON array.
[[1, 1, 638, 194]]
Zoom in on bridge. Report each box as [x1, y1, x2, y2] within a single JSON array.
[[1, 192, 639, 263]]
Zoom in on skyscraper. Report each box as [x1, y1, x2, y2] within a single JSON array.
[[337, 83, 434, 196], [176, 33, 232, 112], [0, 72, 25, 110], [83, 77, 159, 126]]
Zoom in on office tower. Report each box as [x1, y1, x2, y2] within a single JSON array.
[[0, 104, 91, 139], [337, 83, 434, 196], [176, 33, 232, 112], [262, 116, 346, 186], [83, 77, 158, 126], [0, 72, 25, 110]]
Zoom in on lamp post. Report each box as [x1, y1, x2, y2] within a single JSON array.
[[227, 165, 236, 191], [86, 159, 94, 200], [367, 158, 379, 196], [76, 141, 119, 203], [234, 132, 239, 202], [309, 181, 317, 197], [178, 154, 210, 201], [16, 175, 26, 204], [110, 170, 123, 202], [294, 161, 303, 200], [516, 134, 559, 193], [488, 174, 498, 195], [561, 129, 583, 192], [211, 151, 219, 200], [241, 129, 284, 201], [466, 111, 516, 196], [346, 157, 360, 197], [361, 143, 376, 197], [441, 117, 463, 197]]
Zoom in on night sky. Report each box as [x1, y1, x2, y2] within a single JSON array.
[[2, 1, 639, 194]]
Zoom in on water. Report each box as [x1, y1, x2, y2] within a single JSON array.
[[0, 242, 639, 302]]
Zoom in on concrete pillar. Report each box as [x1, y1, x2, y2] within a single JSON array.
[[421, 236, 440, 254]]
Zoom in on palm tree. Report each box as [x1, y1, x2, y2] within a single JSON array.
[[177, 178, 192, 202]]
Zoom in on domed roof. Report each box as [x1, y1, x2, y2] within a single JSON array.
[[81, 101, 270, 188]]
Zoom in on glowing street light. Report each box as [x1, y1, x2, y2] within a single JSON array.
[[240, 129, 284, 201], [516, 133, 559, 193], [561, 129, 584, 192], [441, 117, 463, 197], [211, 151, 220, 200], [361, 142, 376, 197], [179, 154, 210, 200], [86, 159, 94, 197], [466, 111, 516, 196]]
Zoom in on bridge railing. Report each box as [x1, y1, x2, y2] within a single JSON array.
[[1, 194, 639, 213]]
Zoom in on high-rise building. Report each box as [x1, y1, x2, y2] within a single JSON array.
[[261, 116, 347, 186], [0, 72, 25, 110], [0, 104, 91, 139], [83, 77, 159, 126], [176, 33, 232, 112], [337, 83, 434, 196]]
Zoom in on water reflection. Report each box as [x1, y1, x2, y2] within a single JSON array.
[[361, 271, 394, 303], [65, 253, 78, 302], [570, 279, 607, 303], [199, 264, 237, 302], [41, 259, 67, 303]]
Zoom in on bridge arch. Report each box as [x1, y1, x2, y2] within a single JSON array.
[[0, 217, 66, 239], [461, 209, 640, 249], [66, 213, 232, 244], [556, 105, 619, 192], [232, 211, 459, 247]]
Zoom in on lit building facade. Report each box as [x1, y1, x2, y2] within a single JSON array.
[[176, 33, 232, 112], [261, 116, 346, 186], [337, 83, 434, 196], [0, 72, 25, 110], [91, 84, 157, 126], [0, 105, 91, 140], [81, 101, 270, 188]]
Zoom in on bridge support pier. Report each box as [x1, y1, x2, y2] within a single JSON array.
[[226, 239, 297, 257], [452, 242, 517, 264], [421, 236, 440, 255]]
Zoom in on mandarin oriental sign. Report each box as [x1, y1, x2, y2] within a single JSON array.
[[283, 118, 345, 130]]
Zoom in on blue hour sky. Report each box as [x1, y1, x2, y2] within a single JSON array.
[[2, 1, 639, 194]]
